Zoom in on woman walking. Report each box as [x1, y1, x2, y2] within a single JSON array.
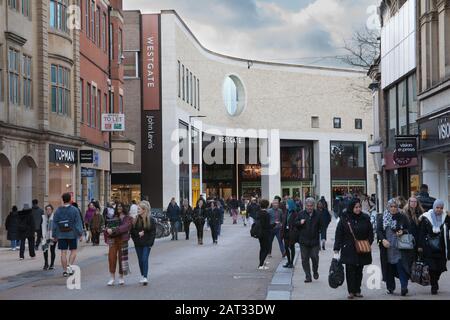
[[84, 202, 96, 243], [403, 197, 424, 257], [193, 199, 207, 245], [207, 201, 221, 245], [90, 203, 104, 246], [257, 199, 272, 270], [317, 201, 332, 250], [180, 199, 193, 240], [104, 202, 133, 286], [378, 199, 414, 296], [281, 199, 299, 268], [5, 206, 20, 251], [334, 199, 373, 299], [42, 205, 57, 270], [418, 199, 450, 295], [131, 201, 156, 286]]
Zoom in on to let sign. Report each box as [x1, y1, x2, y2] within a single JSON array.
[[102, 114, 125, 131], [395, 137, 417, 158]]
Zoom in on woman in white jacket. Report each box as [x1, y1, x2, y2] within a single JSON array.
[[42, 204, 57, 270]]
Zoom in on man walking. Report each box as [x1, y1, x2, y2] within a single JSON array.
[[247, 197, 260, 226], [17, 204, 36, 260], [267, 199, 285, 258], [416, 184, 436, 211], [52, 193, 84, 277], [296, 197, 323, 283], [32, 199, 44, 251], [167, 198, 181, 240]]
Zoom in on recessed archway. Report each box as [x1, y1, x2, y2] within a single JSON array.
[[0, 154, 12, 235], [16, 156, 38, 210]]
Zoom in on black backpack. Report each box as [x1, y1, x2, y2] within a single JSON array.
[[250, 220, 262, 239], [328, 258, 345, 289]]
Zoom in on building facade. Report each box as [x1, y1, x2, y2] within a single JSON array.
[[0, 0, 82, 245], [114, 10, 376, 211]]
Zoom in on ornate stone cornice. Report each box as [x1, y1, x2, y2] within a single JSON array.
[[4, 31, 27, 46]]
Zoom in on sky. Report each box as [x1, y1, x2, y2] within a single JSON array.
[[123, 0, 380, 68]]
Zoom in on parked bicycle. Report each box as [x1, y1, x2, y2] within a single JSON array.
[[153, 211, 171, 239]]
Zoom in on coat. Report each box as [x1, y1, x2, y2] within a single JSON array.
[[193, 207, 207, 225], [295, 209, 323, 247], [166, 203, 181, 222], [207, 208, 221, 226], [281, 210, 299, 246], [256, 209, 271, 239], [17, 209, 35, 239], [319, 209, 332, 234], [334, 212, 373, 266], [5, 211, 20, 240], [418, 213, 450, 273], [247, 202, 260, 220], [416, 192, 436, 212], [180, 206, 194, 224], [131, 214, 157, 247], [104, 215, 133, 243], [89, 214, 105, 232], [32, 205, 44, 231], [41, 213, 54, 242], [52, 205, 84, 240]]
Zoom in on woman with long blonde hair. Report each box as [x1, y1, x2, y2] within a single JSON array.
[[130, 201, 156, 286], [403, 197, 424, 255]]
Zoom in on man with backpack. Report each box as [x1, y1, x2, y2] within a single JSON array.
[[52, 193, 84, 277]]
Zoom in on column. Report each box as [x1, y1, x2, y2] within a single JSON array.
[[260, 132, 280, 200], [315, 139, 331, 202]]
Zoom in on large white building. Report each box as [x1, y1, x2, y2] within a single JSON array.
[[113, 10, 376, 210]]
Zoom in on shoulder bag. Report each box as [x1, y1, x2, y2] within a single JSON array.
[[347, 221, 371, 254], [397, 233, 415, 250]]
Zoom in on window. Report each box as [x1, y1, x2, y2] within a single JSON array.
[[80, 79, 84, 123], [333, 117, 341, 129], [51, 64, 71, 116], [22, 0, 31, 18], [50, 0, 68, 33], [355, 119, 362, 130], [223, 75, 246, 117], [408, 74, 418, 135], [102, 13, 107, 51], [330, 141, 366, 179], [111, 92, 114, 113], [193, 75, 196, 108], [86, 83, 91, 125], [0, 45, 3, 102], [311, 116, 319, 128], [22, 55, 32, 108], [177, 61, 181, 98], [119, 95, 123, 114], [103, 93, 107, 114], [97, 89, 101, 128], [8, 0, 19, 11], [182, 65, 185, 101], [123, 51, 139, 78], [90, 1, 95, 42], [8, 48, 20, 105], [190, 72, 193, 106], [91, 86, 96, 128], [197, 78, 200, 111], [118, 29, 123, 62], [109, 24, 114, 61], [85, 0, 89, 37], [96, 7, 101, 46], [186, 68, 189, 104]]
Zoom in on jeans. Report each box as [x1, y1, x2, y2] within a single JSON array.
[[171, 221, 179, 240], [269, 226, 285, 255], [300, 245, 320, 279], [195, 221, 204, 241], [10, 240, 20, 249], [284, 242, 296, 265], [345, 264, 364, 294], [258, 236, 270, 267], [35, 229, 42, 250], [386, 261, 409, 291], [20, 237, 35, 258], [135, 246, 151, 278], [210, 223, 219, 242], [44, 243, 57, 267], [183, 221, 191, 239]]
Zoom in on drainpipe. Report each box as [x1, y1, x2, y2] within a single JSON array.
[[108, 4, 112, 205]]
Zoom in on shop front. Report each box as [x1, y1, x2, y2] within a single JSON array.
[[48, 144, 78, 208]]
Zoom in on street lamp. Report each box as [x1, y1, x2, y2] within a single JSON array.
[[188, 116, 206, 206]]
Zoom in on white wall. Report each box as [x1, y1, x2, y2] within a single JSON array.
[[422, 153, 448, 209]]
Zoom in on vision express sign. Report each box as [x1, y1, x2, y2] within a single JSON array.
[[395, 137, 417, 158]]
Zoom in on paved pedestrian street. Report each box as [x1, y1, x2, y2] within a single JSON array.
[[0, 218, 282, 300]]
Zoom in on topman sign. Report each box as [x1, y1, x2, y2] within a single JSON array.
[[49, 145, 78, 164]]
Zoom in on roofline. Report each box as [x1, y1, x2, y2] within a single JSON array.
[[147, 9, 365, 75]]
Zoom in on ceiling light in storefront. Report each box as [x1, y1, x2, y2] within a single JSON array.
[[65, 164, 70, 169]]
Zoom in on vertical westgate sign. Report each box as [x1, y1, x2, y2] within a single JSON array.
[[141, 14, 163, 209]]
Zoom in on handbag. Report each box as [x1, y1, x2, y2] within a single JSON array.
[[347, 222, 371, 254], [410, 260, 430, 286], [427, 236, 441, 253], [397, 233, 415, 250]]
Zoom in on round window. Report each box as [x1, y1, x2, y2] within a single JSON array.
[[223, 75, 246, 117]]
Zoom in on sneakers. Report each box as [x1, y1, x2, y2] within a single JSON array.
[[107, 279, 115, 286], [118, 278, 125, 285], [67, 265, 74, 275], [401, 289, 408, 296], [63, 272, 69, 277], [304, 278, 312, 283], [142, 278, 148, 286], [43, 265, 49, 270], [48, 265, 55, 270], [257, 266, 269, 270]]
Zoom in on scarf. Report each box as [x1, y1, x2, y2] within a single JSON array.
[[121, 241, 130, 276], [422, 210, 445, 233], [383, 209, 397, 231]]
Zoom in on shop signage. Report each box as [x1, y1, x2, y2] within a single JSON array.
[[419, 112, 450, 152], [141, 14, 160, 111], [81, 168, 96, 178], [395, 137, 417, 158], [49, 145, 77, 164], [393, 150, 412, 166], [79, 150, 94, 163], [438, 117, 450, 141], [101, 114, 125, 131], [218, 136, 244, 144]]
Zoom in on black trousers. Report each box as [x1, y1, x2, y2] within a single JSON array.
[[43, 244, 57, 266], [91, 231, 100, 245], [20, 237, 35, 258], [284, 240, 296, 265], [345, 264, 364, 294], [195, 221, 204, 241], [210, 223, 219, 242], [184, 221, 191, 239], [258, 236, 270, 267], [430, 270, 442, 291], [35, 229, 42, 250], [300, 245, 320, 279]]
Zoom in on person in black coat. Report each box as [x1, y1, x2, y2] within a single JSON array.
[[130, 201, 156, 286], [31, 199, 44, 251], [180, 199, 194, 240], [166, 198, 181, 241], [5, 206, 20, 250], [403, 197, 424, 257], [17, 205, 36, 259], [317, 201, 332, 250], [256, 199, 271, 270], [247, 198, 260, 223], [295, 197, 324, 282], [193, 199, 207, 245], [207, 201, 221, 244], [334, 199, 374, 299], [417, 199, 450, 295], [281, 199, 299, 268]]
